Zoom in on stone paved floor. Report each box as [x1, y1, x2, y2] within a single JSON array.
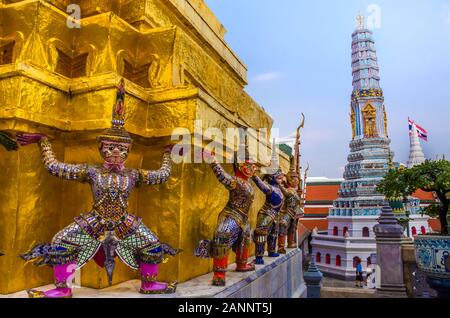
[[2, 249, 302, 298], [322, 277, 362, 288], [321, 276, 377, 298]]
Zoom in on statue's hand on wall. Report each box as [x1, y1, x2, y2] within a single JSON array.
[[0, 132, 18, 151], [164, 144, 175, 153], [165, 143, 185, 158], [202, 149, 215, 162], [16, 133, 46, 146]]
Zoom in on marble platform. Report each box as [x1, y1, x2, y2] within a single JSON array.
[[3, 248, 306, 298]]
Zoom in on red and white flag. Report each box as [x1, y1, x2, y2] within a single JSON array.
[[408, 118, 428, 141]]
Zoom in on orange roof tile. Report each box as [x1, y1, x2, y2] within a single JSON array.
[[305, 185, 340, 201], [428, 218, 442, 232], [304, 207, 330, 215], [297, 223, 312, 243], [413, 189, 436, 201], [300, 219, 329, 231]]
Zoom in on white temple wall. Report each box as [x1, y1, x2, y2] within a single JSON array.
[[408, 215, 431, 236], [328, 217, 379, 237]]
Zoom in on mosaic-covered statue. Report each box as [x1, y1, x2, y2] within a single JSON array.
[[277, 157, 304, 254], [195, 146, 257, 286], [253, 140, 284, 265], [0, 131, 18, 256], [17, 80, 180, 298]]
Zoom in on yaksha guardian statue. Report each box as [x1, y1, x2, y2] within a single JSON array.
[[0, 132, 18, 256], [17, 80, 180, 298], [253, 140, 284, 265], [195, 146, 257, 286], [277, 157, 304, 254]]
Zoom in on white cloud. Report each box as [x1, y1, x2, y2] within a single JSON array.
[[253, 72, 281, 82]]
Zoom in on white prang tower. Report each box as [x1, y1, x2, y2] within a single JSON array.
[[408, 122, 426, 168]]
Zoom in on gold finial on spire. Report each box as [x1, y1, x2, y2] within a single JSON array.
[[295, 113, 305, 177], [356, 12, 365, 29]]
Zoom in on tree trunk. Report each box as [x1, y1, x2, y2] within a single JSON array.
[[436, 191, 449, 235], [440, 203, 449, 235]]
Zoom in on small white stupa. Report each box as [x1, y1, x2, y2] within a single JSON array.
[[408, 122, 426, 168]]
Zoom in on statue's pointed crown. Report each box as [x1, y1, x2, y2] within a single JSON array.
[[287, 155, 299, 179], [97, 78, 133, 144]]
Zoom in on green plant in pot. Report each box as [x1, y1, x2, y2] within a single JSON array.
[[378, 159, 450, 298]]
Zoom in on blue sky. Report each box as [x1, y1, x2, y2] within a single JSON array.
[[205, 0, 450, 178]]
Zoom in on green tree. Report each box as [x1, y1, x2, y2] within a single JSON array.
[[378, 159, 450, 235]]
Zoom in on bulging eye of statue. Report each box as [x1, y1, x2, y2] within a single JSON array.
[[118, 145, 129, 153], [118, 147, 129, 159], [102, 146, 113, 155], [101, 143, 129, 156], [246, 164, 256, 173]]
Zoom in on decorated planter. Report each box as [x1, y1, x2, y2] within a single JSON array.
[[414, 235, 450, 297]]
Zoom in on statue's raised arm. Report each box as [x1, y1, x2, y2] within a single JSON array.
[[204, 150, 237, 190], [17, 133, 89, 182], [252, 175, 272, 195], [138, 146, 173, 186]]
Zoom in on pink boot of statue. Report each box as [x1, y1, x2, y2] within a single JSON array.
[[139, 263, 177, 295], [27, 263, 75, 298]]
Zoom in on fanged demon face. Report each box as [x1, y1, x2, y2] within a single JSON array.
[[99, 141, 131, 166], [287, 175, 300, 188], [275, 173, 285, 185], [237, 161, 257, 178]]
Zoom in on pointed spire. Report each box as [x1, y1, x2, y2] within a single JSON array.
[[97, 78, 133, 144], [271, 138, 280, 170], [408, 122, 426, 168], [351, 15, 381, 92], [261, 138, 281, 175]]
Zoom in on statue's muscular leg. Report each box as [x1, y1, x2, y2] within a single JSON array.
[[210, 216, 240, 286], [234, 228, 255, 272], [278, 214, 291, 254], [287, 219, 298, 248], [254, 213, 273, 265], [116, 224, 178, 294], [25, 223, 100, 298], [267, 221, 280, 258]]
